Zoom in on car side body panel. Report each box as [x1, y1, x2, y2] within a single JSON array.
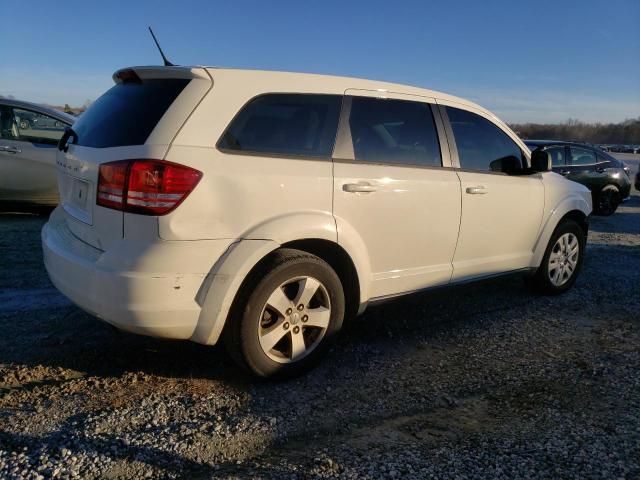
[[530, 172, 592, 268], [191, 239, 280, 345]]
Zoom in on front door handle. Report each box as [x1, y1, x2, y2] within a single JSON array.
[[343, 182, 377, 193], [0, 145, 21, 154], [559, 170, 571, 176], [465, 186, 488, 195]]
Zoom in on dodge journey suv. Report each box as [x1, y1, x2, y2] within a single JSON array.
[[43, 66, 592, 378]]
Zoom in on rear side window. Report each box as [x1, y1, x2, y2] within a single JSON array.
[[570, 147, 596, 165], [218, 94, 342, 158], [348, 97, 442, 167], [446, 107, 524, 174], [72, 79, 189, 148]]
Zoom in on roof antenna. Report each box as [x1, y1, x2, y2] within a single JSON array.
[[148, 27, 175, 66]]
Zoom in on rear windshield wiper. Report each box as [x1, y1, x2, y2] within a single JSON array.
[[58, 126, 78, 152]]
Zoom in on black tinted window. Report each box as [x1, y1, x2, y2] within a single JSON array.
[[348, 97, 441, 166], [72, 79, 189, 148], [447, 107, 523, 173], [219, 94, 341, 158]]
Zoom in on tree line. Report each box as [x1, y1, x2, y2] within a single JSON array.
[[510, 117, 640, 145]]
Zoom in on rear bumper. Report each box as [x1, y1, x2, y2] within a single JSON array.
[[42, 207, 232, 340]]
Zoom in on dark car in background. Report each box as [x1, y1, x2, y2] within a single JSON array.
[[525, 140, 632, 215]]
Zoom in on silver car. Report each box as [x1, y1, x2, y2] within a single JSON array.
[[0, 99, 75, 206]]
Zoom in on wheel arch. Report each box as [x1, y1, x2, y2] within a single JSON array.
[[532, 195, 591, 268], [192, 221, 371, 346], [280, 238, 362, 322], [561, 209, 589, 238]]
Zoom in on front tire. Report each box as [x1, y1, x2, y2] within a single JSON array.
[[225, 249, 345, 379], [529, 219, 586, 295]]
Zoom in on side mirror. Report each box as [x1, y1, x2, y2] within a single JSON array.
[[530, 150, 552, 172]]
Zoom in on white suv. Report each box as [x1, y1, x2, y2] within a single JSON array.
[[42, 66, 592, 378]]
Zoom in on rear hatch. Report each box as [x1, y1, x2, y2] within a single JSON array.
[[56, 66, 212, 250]]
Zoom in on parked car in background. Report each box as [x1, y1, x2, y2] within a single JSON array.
[[0, 99, 75, 206], [635, 170, 640, 192], [525, 140, 631, 215], [607, 145, 636, 154], [43, 66, 592, 378]]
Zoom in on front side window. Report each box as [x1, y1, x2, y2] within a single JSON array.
[[446, 107, 524, 174], [12, 108, 68, 145], [218, 94, 342, 158], [570, 147, 596, 166], [348, 97, 441, 167], [544, 146, 566, 167]]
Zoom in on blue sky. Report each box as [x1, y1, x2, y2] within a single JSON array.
[[1, 0, 638, 123]]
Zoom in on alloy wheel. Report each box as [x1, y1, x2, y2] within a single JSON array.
[[258, 276, 331, 364], [548, 233, 580, 287]]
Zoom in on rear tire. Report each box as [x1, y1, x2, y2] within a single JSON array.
[[224, 248, 345, 379], [529, 219, 585, 295], [595, 185, 620, 216]]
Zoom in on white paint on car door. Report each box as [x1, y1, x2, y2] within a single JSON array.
[[0, 139, 59, 204], [438, 103, 544, 280], [333, 92, 462, 299], [454, 171, 544, 278]]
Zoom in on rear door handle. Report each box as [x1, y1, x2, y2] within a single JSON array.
[[343, 182, 377, 193], [559, 170, 571, 176], [0, 145, 21, 154], [465, 186, 488, 195]]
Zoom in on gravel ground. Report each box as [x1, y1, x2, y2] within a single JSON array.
[[1, 170, 639, 479]]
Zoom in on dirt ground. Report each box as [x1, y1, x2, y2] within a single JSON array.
[[0, 162, 638, 479]]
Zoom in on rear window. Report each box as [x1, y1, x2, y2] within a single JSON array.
[[71, 79, 189, 148], [218, 94, 342, 158]]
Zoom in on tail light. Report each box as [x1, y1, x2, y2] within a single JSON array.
[[97, 159, 202, 215]]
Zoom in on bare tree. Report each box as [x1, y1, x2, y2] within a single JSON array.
[[510, 118, 640, 144]]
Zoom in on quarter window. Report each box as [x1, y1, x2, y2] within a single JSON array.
[[218, 94, 342, 158], [348, 97, 442, 167], [446, 107, 524, 174], [570, 147, 596, 165]]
